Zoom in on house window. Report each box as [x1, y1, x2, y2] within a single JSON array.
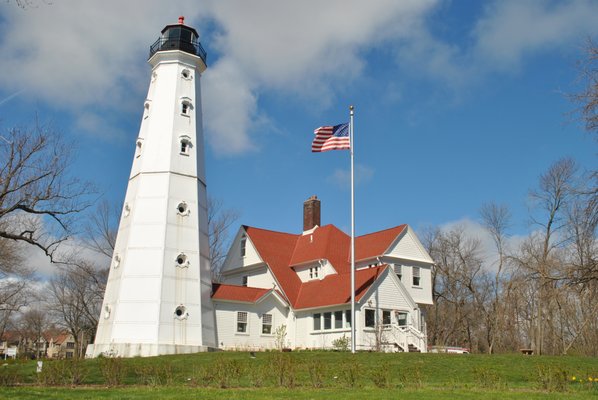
[[382, 310, 391, 325], [313, 313, 321, 330], [66, 342, 75, 349], [240, 236, 246, 257], [345, 310, 351, 328], [394, 264, 402, 281], [365, 309, 376, 328], [334, 311, 343, 329], [262, 313, 273, 334], [413, 267, 421, 286], [242, 276, 248, 287], [66, 352, 73, 359], [397, 312, 408, 326], [314, 266, 319, 278], [237, 312, 248, 333], [323, 312, 332, 330], [309, 267, 313, 279]]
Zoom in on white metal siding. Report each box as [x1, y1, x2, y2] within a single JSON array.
[[214, 298, 289, 350]]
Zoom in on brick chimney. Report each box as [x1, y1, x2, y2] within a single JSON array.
[[303, 195, 321, 232]]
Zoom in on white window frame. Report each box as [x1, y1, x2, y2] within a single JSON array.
[[236, 311, 248, 334], [261, 313, 273, 335], [412, 266, 421, 287]]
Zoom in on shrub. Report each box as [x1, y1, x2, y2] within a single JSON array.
[[135, 362, 173, 386], [0, 365, 20, 386], [37, 359, 88, 386], [272, 354, 296, 388], [338, 358, 360, 388], [99, 357, 127, 386], [473, 366, 504, 389], [370, 362, 392, 388], [332, 335, 350, 352], [534, 365, 569, 392], [307, 359, 326, 388]]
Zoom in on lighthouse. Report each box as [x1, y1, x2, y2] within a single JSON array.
[[88, 17, 216, 357]]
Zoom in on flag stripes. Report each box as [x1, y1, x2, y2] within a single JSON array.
[[311, 123, 350, 152]]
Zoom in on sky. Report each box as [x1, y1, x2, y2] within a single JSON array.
[[0, 0, 597, 274]]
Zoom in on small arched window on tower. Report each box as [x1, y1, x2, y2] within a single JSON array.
[[179, 135, 192, 156], [135, 138, 144, 158], [174, 305, 188, 320], [176, 201, 190, 216], [175, 253, 190, 268], [143, 100, 151, 119], [180, 97, 193, 117], [181, 68, 192, 80]]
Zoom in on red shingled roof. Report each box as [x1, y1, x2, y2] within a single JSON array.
[[233, 224, 405, 309], [212, 284, 273, 303], [294, 266, 387, 309]]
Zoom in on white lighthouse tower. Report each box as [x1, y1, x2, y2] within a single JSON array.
[[88, 17, 216, 357]]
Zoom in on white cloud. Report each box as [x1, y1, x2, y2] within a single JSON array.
[[329, 163, 374, 187], [1, 0, 596, 155], [472, 0, 598, 71]]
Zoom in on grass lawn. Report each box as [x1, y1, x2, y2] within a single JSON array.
[[2, 352, 597, 399]]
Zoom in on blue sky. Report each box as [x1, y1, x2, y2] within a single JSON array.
[[0, 0, 596, 250]]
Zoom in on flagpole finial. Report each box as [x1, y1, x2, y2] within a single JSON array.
[[349, 105, 354, 111]]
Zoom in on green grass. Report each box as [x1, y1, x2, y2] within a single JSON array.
[[2, 352, 597, 399]]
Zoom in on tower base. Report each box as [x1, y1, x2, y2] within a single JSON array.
[[86, 342, 216, 358]]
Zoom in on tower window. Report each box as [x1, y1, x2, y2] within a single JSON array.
[[113, 254, 121, 269], [104, 305, 111, 319], [174, 305, 188, 320], [242, 276, 248, 287], [176, 201, 190, 216], [180, 98, 193, 116], [123, 203, 131, 217], [179, 136, 192, 155], [135, 139, 143, 158], [143, 101, 151, 119], [175, 253, 189, 267], [181, 69, 191, 79]]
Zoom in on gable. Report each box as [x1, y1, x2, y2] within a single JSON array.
[[386, 226, 433, 264], [359, 267, 417, 310], [220, 226, 264, 274]]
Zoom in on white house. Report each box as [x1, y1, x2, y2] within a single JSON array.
[[212, 196, 434, 352]]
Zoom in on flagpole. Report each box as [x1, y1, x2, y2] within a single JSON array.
[[350, 105, 356, 354]]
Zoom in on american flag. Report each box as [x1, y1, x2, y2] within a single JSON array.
[[311, 123, 350, 152]]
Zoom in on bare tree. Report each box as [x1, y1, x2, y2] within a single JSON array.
[[208, 197, 239, 281], [82, 200, 119, 260], [479, 202, 511, 353], [47, 259, 108, 357], [18, 308, 50, 358], [570, 38, 598, 136], [0, 124, 94, 262]]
